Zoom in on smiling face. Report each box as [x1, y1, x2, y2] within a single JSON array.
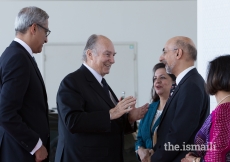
[[153, 68, 174, 98], [88, 36, 116, 77]]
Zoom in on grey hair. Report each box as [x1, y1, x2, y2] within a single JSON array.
[[82, 34, 99, 62], [175, 39, 197, 61], [15, 6, 49, 35]]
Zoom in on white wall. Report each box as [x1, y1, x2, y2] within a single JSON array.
[[197, 0, 230, 112], [0, 1, 196, 107]]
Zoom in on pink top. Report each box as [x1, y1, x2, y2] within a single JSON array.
[[204, 102, 230, 162]]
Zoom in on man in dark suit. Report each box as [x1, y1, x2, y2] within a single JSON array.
[[150, 36, 210, 162], [0, 6, 51, 162], [55, 34, 149, 162]]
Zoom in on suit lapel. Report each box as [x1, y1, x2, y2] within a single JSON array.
[[10, 41, 47, 99], [27, 54, 46, 88], [158, 68, 198, 127], [159, 86, 180, 126], [81, 65, 115, 108]]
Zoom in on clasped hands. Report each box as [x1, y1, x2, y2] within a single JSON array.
[[109, 96, 149, 122], [181, 152, 200, 162], [138, 147, 154, 162]]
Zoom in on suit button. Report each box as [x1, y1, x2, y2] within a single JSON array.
[[158, 145, 161, 149]]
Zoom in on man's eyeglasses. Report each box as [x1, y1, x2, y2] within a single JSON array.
[[30, 23, 51, 37], [162, 48, 178, 55], [36, 24, 51, 37]]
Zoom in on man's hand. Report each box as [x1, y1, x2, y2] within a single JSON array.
[[110, 96, 136, 120], [181, 152, 198, 162], [128, 103, 149, 123], [35, 145, 48, 162]]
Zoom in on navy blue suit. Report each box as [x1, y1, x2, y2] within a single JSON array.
[[151, 68, 210, 162], [0, 41, 49, 162], [55, 65, 136, 162]]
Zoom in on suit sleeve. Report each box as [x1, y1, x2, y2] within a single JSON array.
[[124, 113, 137, 134], [135, 118, 145, 160], [152, 82, 206, 161], [0, 53, 39, 152], [57, 75, 112, 133]]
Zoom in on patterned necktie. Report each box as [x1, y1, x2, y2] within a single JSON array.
[[169, 83, 177, 98], [101, 78, 110, 97]]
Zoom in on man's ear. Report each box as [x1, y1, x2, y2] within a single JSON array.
[[86, 49, 93, 60], [29, 23, 37, 35], [176, 48, 183, 59]]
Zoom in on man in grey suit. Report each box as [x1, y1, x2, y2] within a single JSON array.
[[0, 6, 51, 162], [150, 36, 210, 162]]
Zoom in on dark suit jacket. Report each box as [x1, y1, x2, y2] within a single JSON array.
[[0, 41, 50, 162], [151, 68, 210, 162], [55, 65, 136, 162]]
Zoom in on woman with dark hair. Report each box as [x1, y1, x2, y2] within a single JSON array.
[[182, 55, 230, 162], [135, 62, 176, 162]]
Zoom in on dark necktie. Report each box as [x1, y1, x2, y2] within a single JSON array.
[[101, 78, 110, 97], [32, 57, 37, 66], [169, 83, 177, 98]]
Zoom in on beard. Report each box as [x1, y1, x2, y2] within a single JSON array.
[[165, 65, 172, 74], [165, 60, 176, 74]]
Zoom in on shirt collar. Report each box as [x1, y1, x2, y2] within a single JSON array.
[[176, 66, 195, 85], [14, 38, 33, 58], [83, 62, 103, 85]]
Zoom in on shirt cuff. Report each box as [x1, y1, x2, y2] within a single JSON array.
[[30, 138, 42, 155]]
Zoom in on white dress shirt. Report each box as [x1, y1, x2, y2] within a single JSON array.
[[83, 63, 117, 105], [176, 66, 195, 85]]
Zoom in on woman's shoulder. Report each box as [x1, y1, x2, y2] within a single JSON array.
[[140, 101, 159, 123], [149, 100, 160, 109], [212, 102, 230, 122], [215, 102, 230, 113]]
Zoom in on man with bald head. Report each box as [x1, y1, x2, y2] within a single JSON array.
[[55, 34, 148, 162], [150, 36, 210, 161]]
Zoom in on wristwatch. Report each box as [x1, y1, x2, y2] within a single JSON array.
[[135, 146, 141, 153]]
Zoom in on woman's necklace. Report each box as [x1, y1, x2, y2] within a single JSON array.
[[217, 94, 230, 107]]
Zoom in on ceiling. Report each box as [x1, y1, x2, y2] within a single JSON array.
[[7, 0, 196, 1]]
